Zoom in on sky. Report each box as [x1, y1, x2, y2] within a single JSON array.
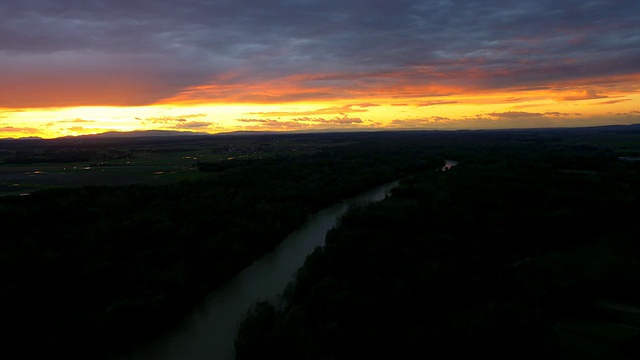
[[1, 0, 639, 138]]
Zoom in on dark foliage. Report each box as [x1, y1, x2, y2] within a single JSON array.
[[0, 135, 440, 359], [236, 133, 640, 360]]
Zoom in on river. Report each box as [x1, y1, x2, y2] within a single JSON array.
[[131, 180, 399, 360], [441, 159, 458, 171]]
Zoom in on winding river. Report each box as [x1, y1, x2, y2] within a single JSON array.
[[131, 180, 399, 360]]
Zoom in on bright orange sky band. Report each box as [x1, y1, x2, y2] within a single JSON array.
[[2, 71, 639, 139]]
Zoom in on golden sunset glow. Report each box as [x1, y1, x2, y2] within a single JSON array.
[[2, 1, 639, 139], [3, 73, 639, 139]]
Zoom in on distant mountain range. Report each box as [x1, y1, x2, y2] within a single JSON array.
[[0, 129, 288, 142], [2, 124, 640, 142], [0, 130, 212, 142], [0, 136, 45, 141]]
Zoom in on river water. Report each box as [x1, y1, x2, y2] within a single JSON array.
[[442, 159, 458, 171], [131, 181, 399, 360]]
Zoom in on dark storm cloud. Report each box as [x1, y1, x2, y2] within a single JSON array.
[[2, 0, 639, 106]]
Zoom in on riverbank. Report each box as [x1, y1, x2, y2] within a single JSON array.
[[0, 133, 444, 359], [235, 143, 640, 359], [132, 181, 398, 360]]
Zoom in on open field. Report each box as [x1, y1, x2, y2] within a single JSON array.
[[0, 151, 218, 196], [0, 133, 331, 196]]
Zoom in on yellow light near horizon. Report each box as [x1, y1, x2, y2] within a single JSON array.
[[2, 84, 639, 139]]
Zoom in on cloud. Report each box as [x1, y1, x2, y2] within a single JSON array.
[[486, 111, 546, 119], [0, 126, 39, 134], [144, 114, 207, 124], [544, 112, 582, 117], [615, 111, 640, 117], [58, 118, 96, 123], [173, 121, 212, 129], [416, 101, 459, 107], [236, 114, 368, 131], [386, 109, 640, 130], [235, 119, 309, 130], [595, 99, 632, 105], [390, 117, 455, 128], [246, 104, 374, 117], [0, 110, 26, 119], [1, 0, 638, 107], [294, 116, 364, 125], [139, 114, 214, 130], [239, 115, 364, 125], [559, 89, 608, 101], [351, 103, 380, 108]]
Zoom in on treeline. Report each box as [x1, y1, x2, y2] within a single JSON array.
[[235, 141, 640, 359], [3, 149, 132, 164], [0, 137, 440, 359]]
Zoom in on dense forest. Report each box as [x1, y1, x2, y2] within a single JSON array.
[[2, 127, 640, 359], [235, 128, 640, 359], [0, 132, 441, 359]]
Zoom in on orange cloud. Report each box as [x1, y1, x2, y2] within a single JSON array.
[[559, 89, 607, 101], [236, 115, 368, 131], [246, 104, 376, 117], [595, 99, 631, 105], [159, 67, 640, 110], [159, 70, 464, 106], [0, 74, 179, 108], [416, 101, 459, 107], [58, 118, 96, 123], [66, 126, 89, 132], [0, 126, 40, 134], [145, 114, 208, 124]]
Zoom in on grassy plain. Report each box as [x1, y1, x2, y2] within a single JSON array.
[[0, 133, 329, 196]]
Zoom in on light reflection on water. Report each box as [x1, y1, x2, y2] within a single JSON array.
[[131, 181, 398, 360], [441, 159, 458, 171]]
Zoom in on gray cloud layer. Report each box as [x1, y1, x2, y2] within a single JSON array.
[[1, 0, 639, 106]]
